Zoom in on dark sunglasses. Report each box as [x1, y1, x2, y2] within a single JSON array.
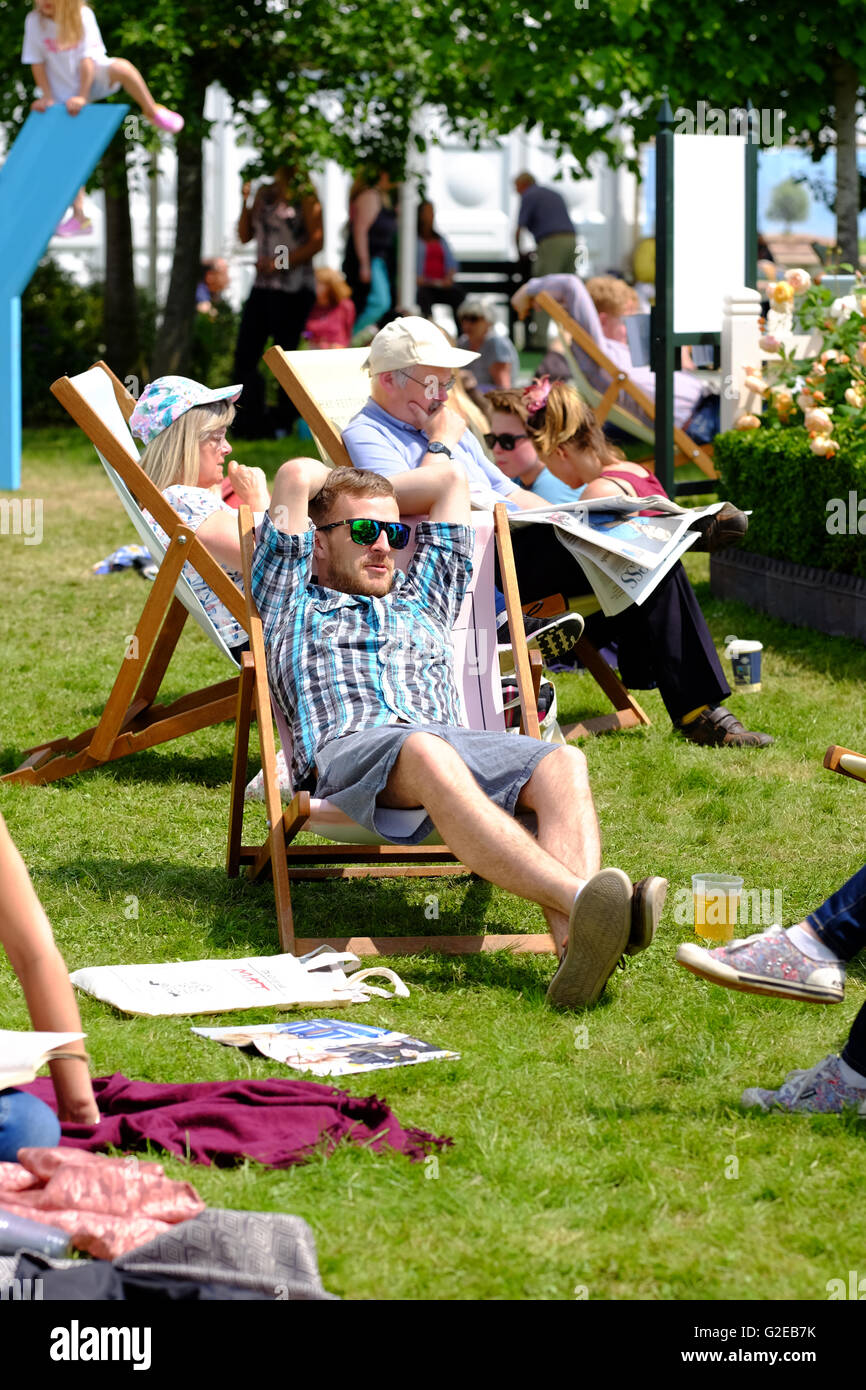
[[317, 518, 412, 549], [484, 432, 529, 451]]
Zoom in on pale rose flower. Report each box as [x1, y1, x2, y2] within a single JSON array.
[[743, 372, 768, 396], [804, 407, 833, 434], [830, 294, 858, 322], [769, 281, 795, 307], [810, 435, 839, 457], [785, 268, 812, 292], [857, 342, 866, 366], [845, 386, 865, 408], [796, 391, 815, 412], [807, 362, 827, 380], [735, 414, 761, 430], [860, 295, 866, 316], [773, 388, 794, 413], [759, 333, 782, 353], [820, 350, 839, 365]]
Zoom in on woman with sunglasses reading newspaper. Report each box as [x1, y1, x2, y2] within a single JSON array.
[[482, 381, 773, 749]]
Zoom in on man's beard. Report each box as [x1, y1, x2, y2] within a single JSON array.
[[326, 553, 395, 598]]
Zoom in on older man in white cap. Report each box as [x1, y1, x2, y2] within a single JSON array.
[[342, 316, 550, 518]]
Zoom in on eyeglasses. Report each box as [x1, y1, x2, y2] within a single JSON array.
[[399, 370, 456, 395], [459, 313, 484, 323], [200, 429, 228, 447], [484, 432, 529, 450], [317, 518, 412, 550]]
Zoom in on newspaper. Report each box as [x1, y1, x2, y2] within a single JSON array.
[[508, 496, 723, 616], [0, 1031, 85, 1089], [192, 1018, 459, 1077]]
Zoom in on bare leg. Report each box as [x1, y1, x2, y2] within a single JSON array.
[[517, 745, 601, 950], [72, 188, 86, 219], [107, 58, 164, 123], [380, 734, 591, 939]]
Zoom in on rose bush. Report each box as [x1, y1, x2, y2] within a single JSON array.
[[734, 268, 866, 461]]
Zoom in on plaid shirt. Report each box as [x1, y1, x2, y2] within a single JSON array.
[[251, 513, 474, 788]]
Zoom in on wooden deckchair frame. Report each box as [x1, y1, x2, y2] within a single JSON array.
[[533, 290, 718, 479], [3, 362, 248, 787], [265, 344, 651, 740], [227, 500, 557, 957]]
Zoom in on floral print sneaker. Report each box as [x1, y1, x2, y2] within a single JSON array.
[[741, 1054, 866, 1113], [676, 925, 844, 1002]]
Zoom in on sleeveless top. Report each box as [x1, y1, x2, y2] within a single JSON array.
[[252, 190, 315, 295], [599, 465, 669, 516]]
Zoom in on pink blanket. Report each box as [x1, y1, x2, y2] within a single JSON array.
[[0, 1146, 204, 1259]]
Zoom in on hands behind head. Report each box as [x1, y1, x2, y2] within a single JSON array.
[[228, 460, 270, 510]]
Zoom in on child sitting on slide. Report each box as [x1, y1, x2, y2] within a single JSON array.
[[22, 0, 184, 237]]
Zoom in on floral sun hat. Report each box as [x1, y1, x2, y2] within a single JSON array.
[[130, 376, 242, 445]]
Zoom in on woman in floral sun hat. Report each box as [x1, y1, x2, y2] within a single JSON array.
[[131, 376, 271, 658]]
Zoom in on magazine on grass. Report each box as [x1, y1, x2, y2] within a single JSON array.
[[192, 1018, 460, 1077], [0, 1030, 85, 1090]]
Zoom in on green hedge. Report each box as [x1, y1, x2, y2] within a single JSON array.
[[21, 260, 240, 425], [714, 420, 866, 580]]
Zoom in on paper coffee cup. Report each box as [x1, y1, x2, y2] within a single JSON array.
[[724, 634, 762, 693]]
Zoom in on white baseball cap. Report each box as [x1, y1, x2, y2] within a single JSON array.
[[363, 316, 479, 374]]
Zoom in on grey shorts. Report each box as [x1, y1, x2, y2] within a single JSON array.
[[314, 724, 559, 845]]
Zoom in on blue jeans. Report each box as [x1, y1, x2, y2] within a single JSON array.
[[807, 864, 866, 961], [685, 393, 720, 445], [807, 866, 866, 1074], [0, 1088, 61, 1161]]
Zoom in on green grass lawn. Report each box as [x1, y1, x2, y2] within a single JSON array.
[[2, 428, 866, 1301]]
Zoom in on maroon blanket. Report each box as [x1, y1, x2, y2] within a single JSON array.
[[24, 1073, 451, 1168]]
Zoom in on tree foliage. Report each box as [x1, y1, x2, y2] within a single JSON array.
[[3, 0, 865, 372], [766, 177, 811, 230]]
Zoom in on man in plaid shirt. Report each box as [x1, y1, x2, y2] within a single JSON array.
[[251, 448, 666, 1010]]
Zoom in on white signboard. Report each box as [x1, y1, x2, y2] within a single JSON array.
[[673, 134, 746, 335]]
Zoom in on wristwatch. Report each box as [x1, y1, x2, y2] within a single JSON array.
[[426, 441, 452, 458]]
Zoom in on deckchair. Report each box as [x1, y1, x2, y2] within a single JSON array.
[[3, 362, 247, 787], [226, 500, 558, 957], [265, 345, 650, 739], [533, 290, 718, 480], [825, 745, 866, 783]]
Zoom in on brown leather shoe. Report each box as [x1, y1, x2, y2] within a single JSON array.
[[679, 705, 773, 747], [689, 503, 749, 554]]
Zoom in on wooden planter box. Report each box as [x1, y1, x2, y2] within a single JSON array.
[[710, 549, 866, 644]]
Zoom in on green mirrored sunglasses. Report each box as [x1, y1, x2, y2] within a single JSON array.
[[316, 518, 412, 549]]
